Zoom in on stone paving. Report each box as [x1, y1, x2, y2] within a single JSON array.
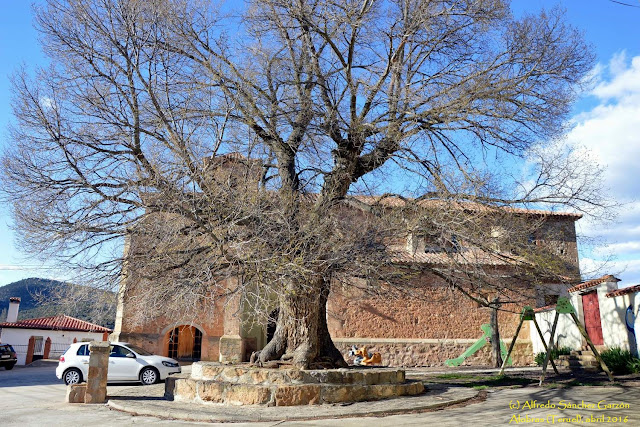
[[109, 382, 478, 422], [168, 363, 425, 406], [3, 363, 640, 425]]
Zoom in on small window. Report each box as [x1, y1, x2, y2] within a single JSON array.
[[168, 327, 179, 359], [193, 328, 202, 360], [76, 344, 90, 356], [452, 234, 460, 250], [544, 294, 559, 306], [110, 345, 134, 358]]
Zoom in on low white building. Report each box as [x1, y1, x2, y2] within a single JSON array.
[[531, 275, 640, 356], [0, 297, 111, 365]]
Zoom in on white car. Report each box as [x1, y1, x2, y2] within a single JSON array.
[[56, 342, 181, 385]]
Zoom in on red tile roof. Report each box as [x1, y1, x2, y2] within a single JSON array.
[[534, 304, 556, 313], [606, 284, 640, 298], [568, 275, 620, 293], [390, 247, 519, 266], [202, 154, 581, 220], [299, 193, 582, 219], [0, 315, 111, 333], [349, 196, 583, 219]]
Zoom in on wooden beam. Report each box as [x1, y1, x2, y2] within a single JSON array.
[[532, 317, 559, 375], [539, 311, 560, 385], [499, 316, 523, 376]]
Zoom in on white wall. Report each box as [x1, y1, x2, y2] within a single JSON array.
[[531, 310, 582, 354], [598, 288, 634, 351], [633, 293, 640, 357], [529, 279, 640, 356], [0, 328, 105, 365]]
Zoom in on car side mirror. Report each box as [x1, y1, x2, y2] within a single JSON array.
[[126, 353, 136, 358]]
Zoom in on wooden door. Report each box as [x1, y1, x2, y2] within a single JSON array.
[[178, 326, 195, 359], [582, 291, 604, 345], [168, 327, 179, 359]]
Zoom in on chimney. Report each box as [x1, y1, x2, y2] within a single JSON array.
[[7, 297, 21, 323]]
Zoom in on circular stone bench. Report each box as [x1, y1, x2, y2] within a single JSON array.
[[165, 362, 424, 406]]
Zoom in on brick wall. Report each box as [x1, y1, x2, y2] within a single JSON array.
[[328, 275, 540, 366], [328, 282, 528, 339], [334, 338, 533, 367]]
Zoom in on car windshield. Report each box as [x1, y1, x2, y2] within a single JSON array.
[[125, 345, 153, 356]]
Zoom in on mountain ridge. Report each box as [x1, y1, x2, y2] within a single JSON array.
[[0, 278, 115, 329]]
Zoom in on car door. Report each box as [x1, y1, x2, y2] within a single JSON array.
[[108, 345, 140, 380], [75, 344, 91, 379]]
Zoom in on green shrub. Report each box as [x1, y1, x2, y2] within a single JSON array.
[[534, 346, 572, 366], [600, 348, 640, 375]]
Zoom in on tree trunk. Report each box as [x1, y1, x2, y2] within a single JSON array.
[[251, 278, 347, 369], [490, 299, 503, 368]]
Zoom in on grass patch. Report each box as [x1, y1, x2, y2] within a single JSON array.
[[534, 347, 572, 366], [434, 373, 477, 380], [472, 385, 490, 390], [600, 348, 640, 375], [430, 374, 536, 388], [543, 379, 623, 388]]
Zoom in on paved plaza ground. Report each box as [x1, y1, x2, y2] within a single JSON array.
[[1, 362, 638, 426]]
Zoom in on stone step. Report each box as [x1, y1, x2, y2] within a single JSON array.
[[575, 366, 601, 373], [578, 355, 597, 362], [580, 345, 607, 353], [570, 350, 595, 357], [571, 348, 593, 356], [166, 377, 425, 406], [568, 359, 599, 367], [190, 362, 405, 385], [558, 354, 596, 362]]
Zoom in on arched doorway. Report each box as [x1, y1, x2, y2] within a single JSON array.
[[166, 325, 203, 361]]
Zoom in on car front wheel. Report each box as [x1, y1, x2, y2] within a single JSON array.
[[63, 368, 82, 385], [139, 367, 158, 385]]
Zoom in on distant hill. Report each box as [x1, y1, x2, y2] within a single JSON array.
[[0, 278, 115, 329]]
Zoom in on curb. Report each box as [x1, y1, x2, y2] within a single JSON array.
[[106, 385, 482, 423]]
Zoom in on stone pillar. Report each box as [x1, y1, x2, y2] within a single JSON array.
[[111, 235, 130, 343], [85, 341, 110, 404], [66, 384, 87, 403], [44, 337, 52, 359], [219, 282, 245, 363], [26, 336, 35, 365]]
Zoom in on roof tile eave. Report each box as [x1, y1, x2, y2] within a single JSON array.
[[568, 274, 620, 294], [534, 304, 556, 313], [0, 314, 111, 333], [606, 284, 640, 298]]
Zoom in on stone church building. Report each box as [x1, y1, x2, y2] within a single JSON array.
[[112, 214, 584, 367], [111, 155, 585, 367]]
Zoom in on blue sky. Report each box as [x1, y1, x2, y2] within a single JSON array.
[[1, 0, 640, 287]]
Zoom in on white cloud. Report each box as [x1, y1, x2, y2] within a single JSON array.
[[39, 96, 55, 110], [0, 264, 53, 271], [570, 52, 640, 285], [608, 50, 628, 78], [580, 257, 640, 287], [592, 55, 640, 101], [593, 242, 640, 257]]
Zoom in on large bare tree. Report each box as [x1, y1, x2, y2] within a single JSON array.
[[2, 0, 604, 368]]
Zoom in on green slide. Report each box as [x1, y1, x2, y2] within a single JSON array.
[[444, 324, 512, 367]]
